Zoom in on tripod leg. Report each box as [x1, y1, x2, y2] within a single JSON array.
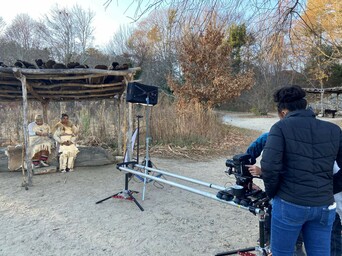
[[215, 246, 256, 256], [127, 190, 144, 211], [95, 192, 120, 204]]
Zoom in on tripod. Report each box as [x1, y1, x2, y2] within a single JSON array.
[[95, 117, 144, 211], [141, 95, 154, 200], [95, 162, 144, 211], [132, 115, 160, 183], [215, 207, 270, 256]]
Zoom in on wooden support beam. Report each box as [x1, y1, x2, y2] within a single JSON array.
[[13, 70, 33, 188], [31, 81, 124, 89], [26, 82, 44, 102], [42, 101, 49, 122]]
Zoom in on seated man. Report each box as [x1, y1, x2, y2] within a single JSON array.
[[28, 114, 53, 168], [53, 113, 79, 172]]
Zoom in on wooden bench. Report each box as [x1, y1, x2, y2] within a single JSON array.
[[323, 109, 337, 118]]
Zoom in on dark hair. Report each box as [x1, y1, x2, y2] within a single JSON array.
[[274, 85, 307, 112], [61, 113, 69, 119]]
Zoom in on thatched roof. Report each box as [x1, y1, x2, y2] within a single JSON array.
[[0, 67, 141, 102]]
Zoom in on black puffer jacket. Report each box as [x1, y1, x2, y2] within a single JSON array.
[[261, 109, 342, 206]]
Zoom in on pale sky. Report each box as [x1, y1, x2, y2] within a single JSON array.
[[0, 0, 140, 48]]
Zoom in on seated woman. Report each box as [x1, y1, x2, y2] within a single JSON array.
[[53, 113, 79, 172], [28, 114, 53, 168]]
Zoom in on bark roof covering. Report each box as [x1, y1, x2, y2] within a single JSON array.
[[0, 67, 140, 102]]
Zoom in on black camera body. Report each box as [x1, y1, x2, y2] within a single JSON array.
[[226, 153, 252, 178], [224, 153, 255, 205], [217, 152, 270, 211]]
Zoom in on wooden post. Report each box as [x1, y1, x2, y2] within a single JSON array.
[[116, 74, 135, 159], [115, 96, 122, 156], [13, 69, 33, 187], [125, 75, 134, 162], [336, 93, 339, 111], [126, 102, 133, 161], [42, 101, 49, 123], [320, 82, 324, 116]]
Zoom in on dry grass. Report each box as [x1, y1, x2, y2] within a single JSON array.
[[0, 98, 258, 159], [145, 97, 259, 159], [147, 125, 259, 160]]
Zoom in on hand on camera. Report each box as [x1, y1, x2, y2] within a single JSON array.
[[246, 164, 262, 176]]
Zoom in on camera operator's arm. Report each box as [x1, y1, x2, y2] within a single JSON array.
[[246, 164, 262, 177], [246, 132, 268, 164], [334, 163, 342, 194], [335, 132, 342, 194], [260, 124, 285, 198]]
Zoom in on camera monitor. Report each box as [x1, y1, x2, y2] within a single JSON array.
[[126, 82, 158, 105]]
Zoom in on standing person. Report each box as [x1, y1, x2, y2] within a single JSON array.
[[260, 85, 342, 256], [331, 162, 342, 256], [28, 114, 53, 168], [247, 133, 342, 256], [53, 113, 79, 172], [246, 133, 305, 255]]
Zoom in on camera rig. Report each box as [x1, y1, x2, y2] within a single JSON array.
[[216, 153, 271, 256], [97, 87, 271, 255], [106, 151, 271, 255], [226, 153, 253, 195], [217, 153, 269, 212]]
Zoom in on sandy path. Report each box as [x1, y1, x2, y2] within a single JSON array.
[[0, 157, 265, 256], [5, 111, 338, 255], [222, 111, 342, 133]]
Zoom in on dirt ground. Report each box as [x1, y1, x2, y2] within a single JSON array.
[[0, 155, 266, 256], [1, 112, 339, 256]]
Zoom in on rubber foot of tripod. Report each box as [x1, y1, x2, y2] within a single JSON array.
[[112, 195, 134, 201]]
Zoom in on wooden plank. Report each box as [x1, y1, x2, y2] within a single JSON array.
[[31, 81, 124, 89], [0, 67, 141, 76], [33, 166, 57, 175]]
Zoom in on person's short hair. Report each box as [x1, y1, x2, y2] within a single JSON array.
[[274, 85, 307, 112], [61, 113, 69, 119], [35, 114, 43, 121]]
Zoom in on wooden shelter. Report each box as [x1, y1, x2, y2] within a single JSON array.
[[303, 87, 342, 95], [303, 87, 342, 118], [303, 87, 341, 115], [0, 66, 141, 187]]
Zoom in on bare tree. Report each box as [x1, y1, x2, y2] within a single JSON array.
[[72, 4, 96, 63], [105, 24, 134, 57], [0, 16, 6, 36], [4, 14, 44, 58], [40, 5, 76, 63], [39, 4, 95, 64], [125, 9, 180, 88], [2, 14, 49, 64], [105, 0, 245, 22]]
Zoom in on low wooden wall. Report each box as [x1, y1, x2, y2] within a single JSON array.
[[1, 145, 116, 171]]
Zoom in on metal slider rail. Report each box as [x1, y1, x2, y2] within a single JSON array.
[[135, 163, 226, 191], [118, 165, 265, 215]]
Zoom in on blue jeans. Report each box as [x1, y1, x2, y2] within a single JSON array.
[[271, 196, 336, 256], [331, 213, 342, 256]]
